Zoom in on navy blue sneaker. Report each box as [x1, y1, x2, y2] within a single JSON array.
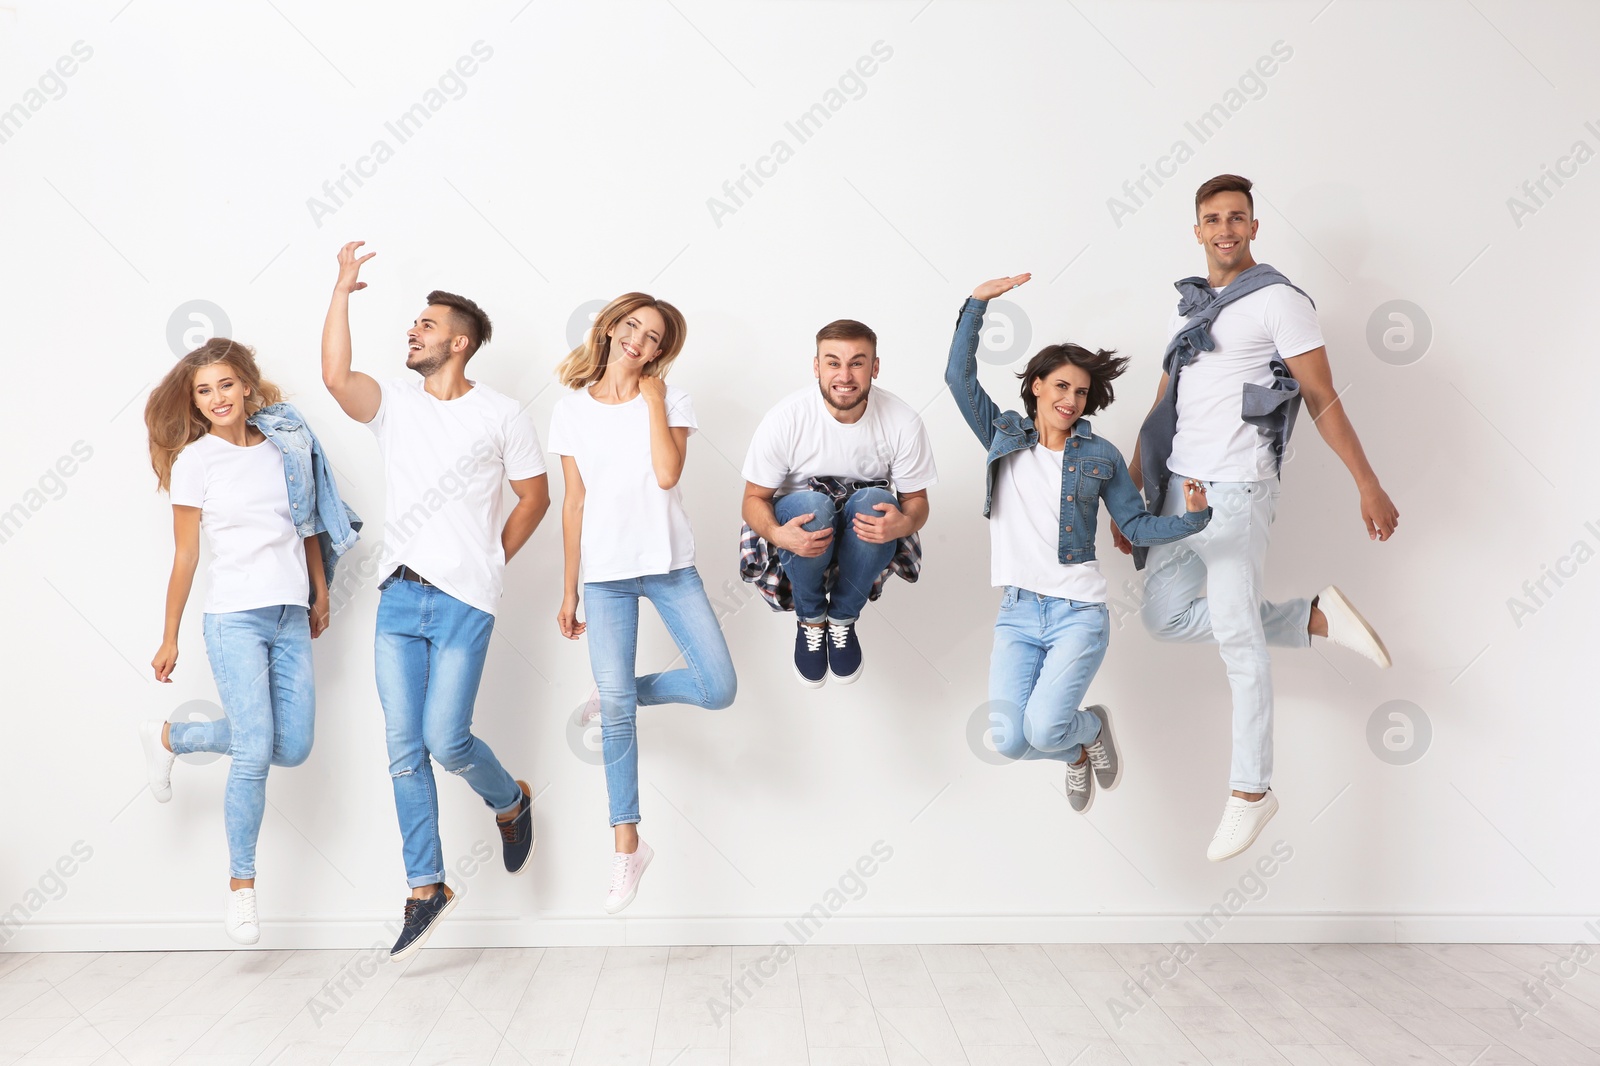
[[389, 886, 456, 963], [794, 622, 827, 688], [498, 780, 535, 874], [826, 620, 863, 684]]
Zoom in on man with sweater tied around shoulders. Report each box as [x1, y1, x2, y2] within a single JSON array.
[[1119, 175, 1400, 862]]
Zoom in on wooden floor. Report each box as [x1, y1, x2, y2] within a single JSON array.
[[1, 942, 1595, 1065]]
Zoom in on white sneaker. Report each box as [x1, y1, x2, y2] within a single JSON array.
[[226, 888, 260, 945], [1207, 792, 1279, 862], [604, 840, 654, 914], [580, 687, 601, 727], [1316, 585, 1391, 668], [140, 721, 176, 803]]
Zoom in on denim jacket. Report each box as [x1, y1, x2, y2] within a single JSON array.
[[248, 402, 362, 599], [944, 297, 1209, 567]]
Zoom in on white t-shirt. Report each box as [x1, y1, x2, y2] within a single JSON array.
[[548, 384, 698, 584], [988, 443, 1106, 603], [367, 377, 548, 616], [1166, 283, 1323, 483], [742, 386, 938, 496], [169, 433, 309, 615]]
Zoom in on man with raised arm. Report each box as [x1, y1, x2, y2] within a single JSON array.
[[321, 241, 550, 959], [1122, 175, 1399, 862]]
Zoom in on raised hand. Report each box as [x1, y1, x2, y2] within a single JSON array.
[[638, 375, 667, 404], [334, 240, 376, 294], [971, 273, 1032, 302]]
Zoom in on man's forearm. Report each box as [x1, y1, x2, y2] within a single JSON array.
[[901, 496, 930, 535], [1312, 404, 1381, 489], [502, 498, 549, 562], [321, 290, 354, 386], [743, 495, 781, 542]]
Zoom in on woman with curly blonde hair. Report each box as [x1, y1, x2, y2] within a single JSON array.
[[140, 337, 359, 944]]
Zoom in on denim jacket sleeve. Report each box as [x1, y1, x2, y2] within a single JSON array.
[[944, 297, 1003, 449], [300, 414, 362, 591], [1098, 445, 1210, 546]]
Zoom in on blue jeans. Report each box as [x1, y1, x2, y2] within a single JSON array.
[[376, 576, 522, 889], [167, 606, 316, 880], [987, 588, 1109, 764], [583, 567, 737, 826], [1140, 476, 1312, 793], [773, 487, 897, 624]]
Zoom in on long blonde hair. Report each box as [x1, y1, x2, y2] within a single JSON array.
[[145, 338, 282, 491], [556, 292, 687, 389]]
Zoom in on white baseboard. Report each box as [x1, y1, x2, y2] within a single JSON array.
[[4, 914, 1595, 952]]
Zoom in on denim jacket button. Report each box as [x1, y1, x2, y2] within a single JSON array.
[[1068, 466, 1075, 472], [1065, 495, 1073, 502], [1065, 525, 1072, 532], [1072, 441, 1079, 447]]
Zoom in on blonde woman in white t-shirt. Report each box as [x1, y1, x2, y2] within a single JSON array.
[[551, 292, 737, 914], [139, 338, 357, 945]]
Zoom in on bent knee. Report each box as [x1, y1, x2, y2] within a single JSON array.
[[273, 739, 313, 768], [706, 677, 737, 711], [845, 487, 896, 515]]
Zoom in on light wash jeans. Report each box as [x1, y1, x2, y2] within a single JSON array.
[[376, 575, 522, 889], [987, 587, 1109, 764], [583, 566, 737, 826], [1140, 475, 1312, 792], [773, 487, 897, 624], [167, 605, 316, 880]]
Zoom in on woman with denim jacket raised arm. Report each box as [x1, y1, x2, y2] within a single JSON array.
[[945, 274, 1211, 813], [139, 338, 360, 945]]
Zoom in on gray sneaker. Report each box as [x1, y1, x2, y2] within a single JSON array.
[[1064, 756, 1094, 813], [1083, 705, 1120, 791]]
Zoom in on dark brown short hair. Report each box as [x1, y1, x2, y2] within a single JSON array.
[[1194, 173, 1253, 218], [426, 289, 493, 358], [1017, 344, 1130, 419], [815, 319, 877, 355]]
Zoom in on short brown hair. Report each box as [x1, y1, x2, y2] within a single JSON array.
[[426, 289, 493, 358], [1017, 343, 1130, 420], [815, 319, 877, 354], [1194, 174, 1253, 218]]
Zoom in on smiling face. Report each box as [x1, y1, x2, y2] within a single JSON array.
[[1195, 190, 1259, 280], [406, 304, 468, 377], [192, 362, 251, 429], [606, 306, 667, 370], [814, 339, 877, 413], [1031, 361, 1092, 436]]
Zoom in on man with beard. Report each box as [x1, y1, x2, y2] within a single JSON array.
[[320, 241, 550, 960], [740, 319, 937, 687]]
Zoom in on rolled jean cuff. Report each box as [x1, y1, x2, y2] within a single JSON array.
[[609, 814, 641, 829], [798, 614, 825, 625], [407, 870, 446, 890], [230, 866, 255, 880], [492, 792, 523, 818], [825, 613, 859, 625]]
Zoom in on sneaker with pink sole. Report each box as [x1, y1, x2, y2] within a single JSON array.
[[604, 840, 654, 914]]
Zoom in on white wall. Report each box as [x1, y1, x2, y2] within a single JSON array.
[[3, 0, 1597, 951]]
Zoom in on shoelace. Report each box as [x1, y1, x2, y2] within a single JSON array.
[[498, 800, 525, 845], [1064, 760, 1089, 791], [827, 622, 850, 650], [1086, 740, 1111, 771], [232, 891, 258, 927], [1214, 801, 1247, 838], [803, 625, 826, 653], [608, 853, 632, 894]]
